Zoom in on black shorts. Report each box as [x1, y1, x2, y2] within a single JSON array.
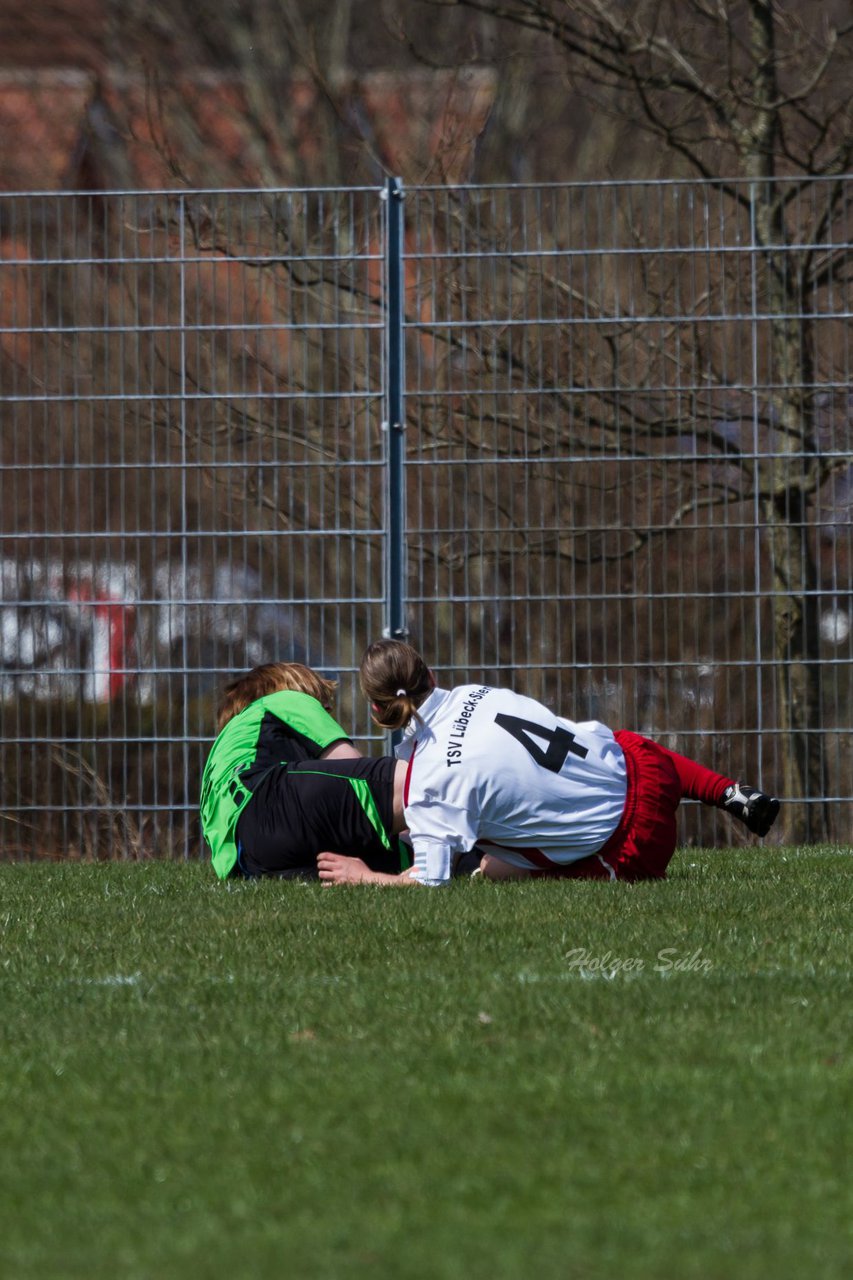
[[236, 756, 401, 878]]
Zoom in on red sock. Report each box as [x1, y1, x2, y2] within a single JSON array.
[[656, 745, 733, 806]]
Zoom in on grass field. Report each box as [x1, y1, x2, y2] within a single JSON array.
[[0, 848, 850, 1280]]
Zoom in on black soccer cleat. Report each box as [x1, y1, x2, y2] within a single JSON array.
[[721, 782, 781, 836]]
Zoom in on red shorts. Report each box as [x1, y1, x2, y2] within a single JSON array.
[[535, 730, 682, 882]]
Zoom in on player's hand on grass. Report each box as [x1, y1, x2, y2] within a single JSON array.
[[317, 852, 419, 885], [317, 852, 373, 883]]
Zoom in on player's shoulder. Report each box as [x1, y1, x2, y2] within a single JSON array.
[[426, 683, 493, 723], [446, 682, 494, 704], [257, 689, 336, 720], [488, 685, 557, 717], [261, 689, 321, 709]]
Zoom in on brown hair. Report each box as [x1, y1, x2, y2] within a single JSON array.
[[359, 639, 434, 731], [216, 662, 338, 732]]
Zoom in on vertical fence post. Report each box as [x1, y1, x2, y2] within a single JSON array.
[[384, 177, 408, 646]]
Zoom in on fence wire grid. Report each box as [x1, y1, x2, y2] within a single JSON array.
[[0, 177, 850, 857]]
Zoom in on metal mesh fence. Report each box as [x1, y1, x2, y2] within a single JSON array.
[[0, 188, 388, 858], [401, 180, 852, 843], [0, 178, 850, 857]]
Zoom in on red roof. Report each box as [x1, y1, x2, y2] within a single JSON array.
[[0, 67, 497, 192]]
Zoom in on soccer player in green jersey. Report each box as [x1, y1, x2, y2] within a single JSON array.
[[200, 662, 408, 881]]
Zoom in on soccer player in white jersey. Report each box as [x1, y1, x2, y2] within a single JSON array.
[[317, 639, 780, 888]]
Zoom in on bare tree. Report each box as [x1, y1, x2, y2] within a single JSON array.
[[407, 0, 852, 839], [108, 0, 361, 186]]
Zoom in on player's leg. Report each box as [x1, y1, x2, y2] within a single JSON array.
[[651, 744, 731, 804], [649, 740, 780, 836], [475, 852, 532, 879]]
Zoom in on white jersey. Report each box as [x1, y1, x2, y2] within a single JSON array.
[[395, 685, 628, 885]]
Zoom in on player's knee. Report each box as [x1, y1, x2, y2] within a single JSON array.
[[479, 853, 530, 881]]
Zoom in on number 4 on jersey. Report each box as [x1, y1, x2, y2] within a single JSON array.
[[494, 713, 588, 773]]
